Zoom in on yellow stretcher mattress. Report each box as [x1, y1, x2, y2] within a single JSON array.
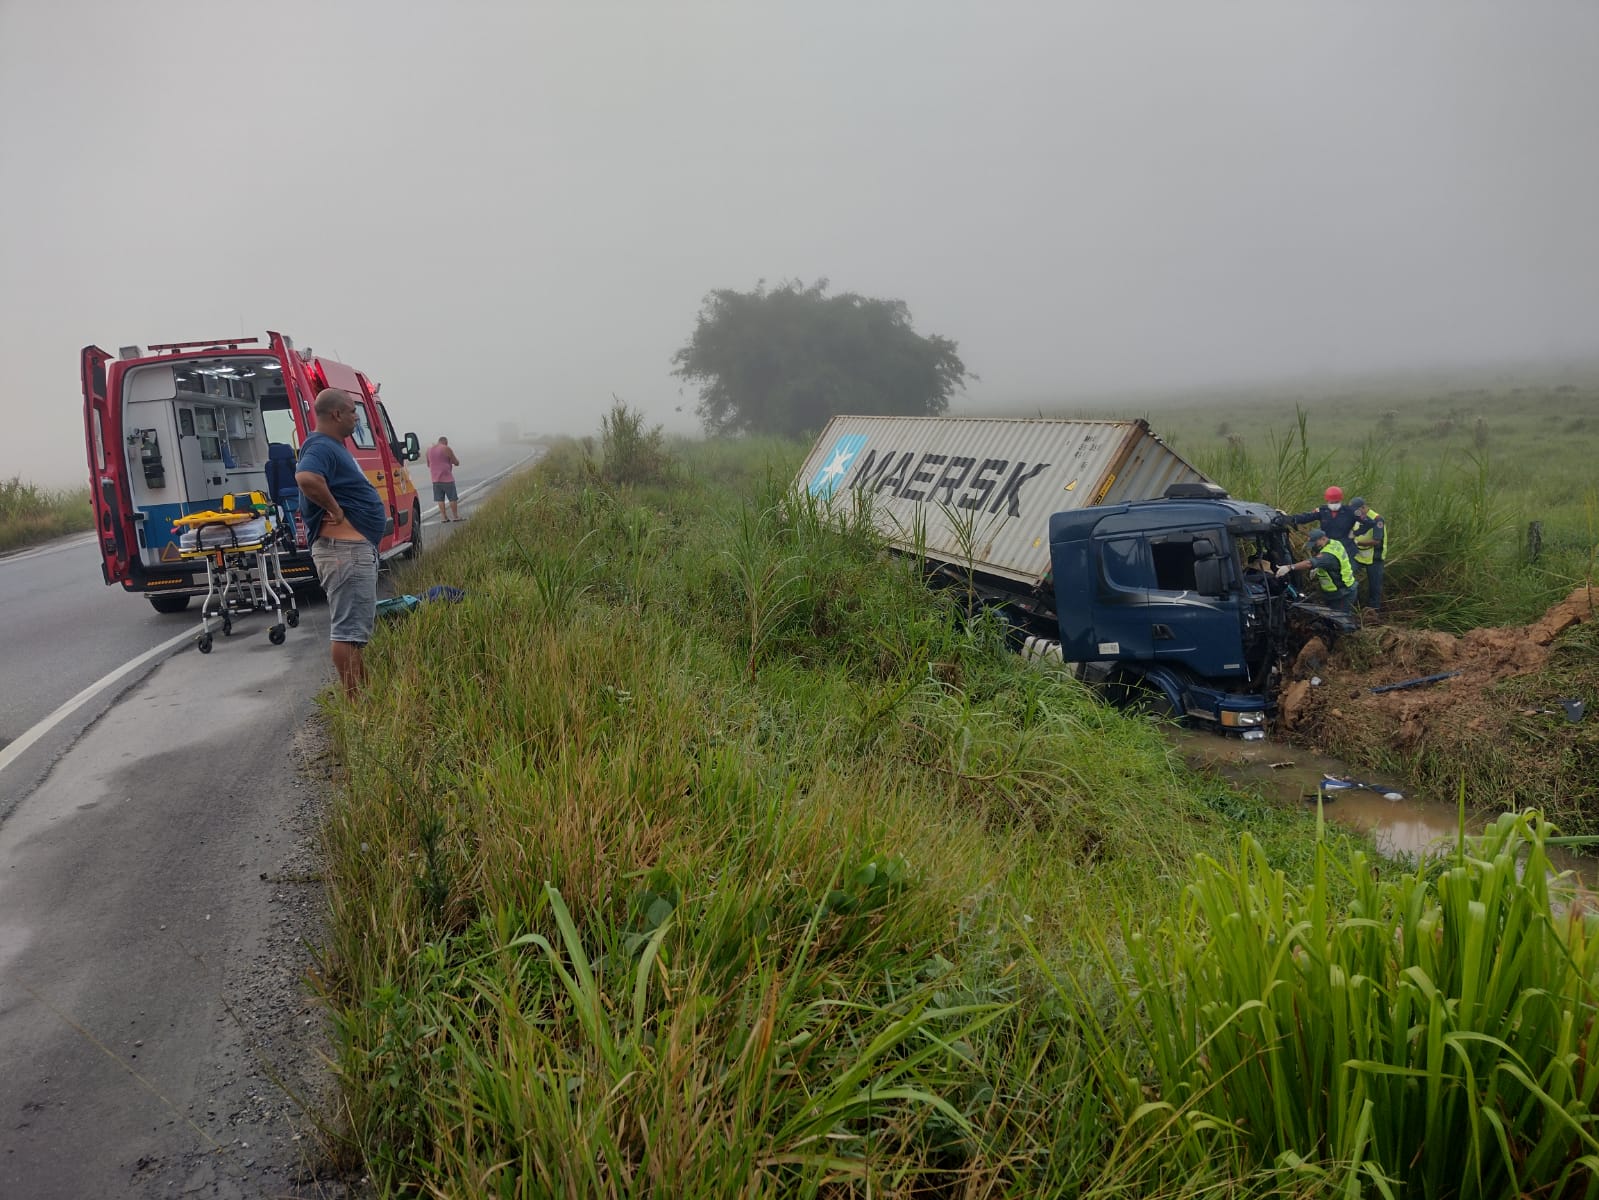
[[171, 509, 255, 529]]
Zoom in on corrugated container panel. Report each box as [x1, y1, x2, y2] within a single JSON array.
[[1100, 433, 1213, 507], [794, 414, 1211, 587]]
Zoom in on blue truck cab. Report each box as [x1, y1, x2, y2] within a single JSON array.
[[1046, 484, 1338, 734]]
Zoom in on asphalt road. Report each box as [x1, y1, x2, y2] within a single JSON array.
[[0, 442, 537, 1198], [0, 443, 535, 809], [0, 631, 336, 1197]]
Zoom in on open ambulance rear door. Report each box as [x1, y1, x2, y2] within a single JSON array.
[[82, 344, 134, 587]]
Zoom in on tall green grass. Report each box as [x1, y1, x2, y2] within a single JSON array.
[[1064, 807, 1599, 1198], [0, 477, 92, 553], [599, 398, 672, 486], [311, 438, 1599, 1196]]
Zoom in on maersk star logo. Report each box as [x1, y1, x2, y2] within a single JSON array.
[[808, 435, 867, 498]]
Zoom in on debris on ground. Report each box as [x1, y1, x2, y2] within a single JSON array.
[[377, 585, 469, 620]]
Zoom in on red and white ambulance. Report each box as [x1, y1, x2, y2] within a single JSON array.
[[81, 331, 423, 612]]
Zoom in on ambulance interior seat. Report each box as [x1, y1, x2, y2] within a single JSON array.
[[265, 443, 299, 514]]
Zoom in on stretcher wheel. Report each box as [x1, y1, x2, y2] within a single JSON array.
[[285, 609, 300, 628], [268, 625, 287, 645], [197, 634, 213, 654], [222, 616, 234, 637]]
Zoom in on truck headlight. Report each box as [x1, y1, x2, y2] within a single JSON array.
[[1220, 710, 1266, 728]]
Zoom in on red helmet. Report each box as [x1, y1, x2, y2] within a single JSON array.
[[1324, 486, 1344, 503]]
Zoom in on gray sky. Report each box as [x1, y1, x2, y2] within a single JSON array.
[[3, 1, 1597, 486]]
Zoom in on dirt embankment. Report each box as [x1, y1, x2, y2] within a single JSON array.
[[1277, 586, 1599, 830]]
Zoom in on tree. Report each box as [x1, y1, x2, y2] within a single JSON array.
[[672, 279, 970, 438]]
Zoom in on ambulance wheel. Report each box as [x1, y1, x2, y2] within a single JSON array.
[[402, 504, 423, 559], [197, 634, 213, 654], [268, 625, 286, 645], [285, 609, 300, 628], [148, 594, 192, 615]]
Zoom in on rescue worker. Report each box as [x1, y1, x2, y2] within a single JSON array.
[[1288, 486, 1364, 561], [1349, 497, 1386, 613], [1276, 527, 1356, 612]]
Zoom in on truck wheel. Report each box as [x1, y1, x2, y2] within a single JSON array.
[[1106, 671, 1181, 722], [148, 594, 192, 614], [1132, 686, 1181, 722]]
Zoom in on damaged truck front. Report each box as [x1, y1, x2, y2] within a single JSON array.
[[796, 414, 1347, 734]]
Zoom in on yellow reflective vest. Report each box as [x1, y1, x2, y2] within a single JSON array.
[[1314, 538, 1355, 592], [1353, 507, 1385, 565]]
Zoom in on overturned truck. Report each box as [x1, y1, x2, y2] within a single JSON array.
[[795, 414, 1350, 735]]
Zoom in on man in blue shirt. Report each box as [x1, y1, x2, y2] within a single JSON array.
[[294, 388, 388, 697]]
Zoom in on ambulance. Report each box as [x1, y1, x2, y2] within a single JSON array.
[[81, 332, 424, 612]]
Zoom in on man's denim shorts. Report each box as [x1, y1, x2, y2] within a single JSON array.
[[311, 538, 379, 645]]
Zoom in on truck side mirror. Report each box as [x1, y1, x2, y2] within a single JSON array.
[[1192, 538, 1216, 560], [403, 432, 421, 461]]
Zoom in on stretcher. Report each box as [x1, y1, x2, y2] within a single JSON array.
[[172, 493, 299, 653]]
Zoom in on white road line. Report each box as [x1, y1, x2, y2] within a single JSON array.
[[0, 628, 194, 780], [0, 533, 98, 566], [1, 453, 536, 781]]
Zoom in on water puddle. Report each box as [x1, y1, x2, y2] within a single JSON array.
[[1174, 731, 1595, 887]]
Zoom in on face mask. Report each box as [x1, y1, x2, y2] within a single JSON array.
[[1327, 502, 1341, 512]]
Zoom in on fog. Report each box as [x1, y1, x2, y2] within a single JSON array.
[[3, 1, 1596, 487]]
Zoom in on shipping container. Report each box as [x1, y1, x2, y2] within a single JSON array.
[[794, 415, 1213, 588]]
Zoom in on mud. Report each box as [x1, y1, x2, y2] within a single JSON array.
[[1276, 584, 1599, 833], [1177, 731, 1595, 885], [1281, 596, 1586, 740]]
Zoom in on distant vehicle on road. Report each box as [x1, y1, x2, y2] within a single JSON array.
[[81, 332, 423, 613]]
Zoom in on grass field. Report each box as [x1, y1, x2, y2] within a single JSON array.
[[313, 425, 1599, 1197], [0, 477, 93, 554]]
